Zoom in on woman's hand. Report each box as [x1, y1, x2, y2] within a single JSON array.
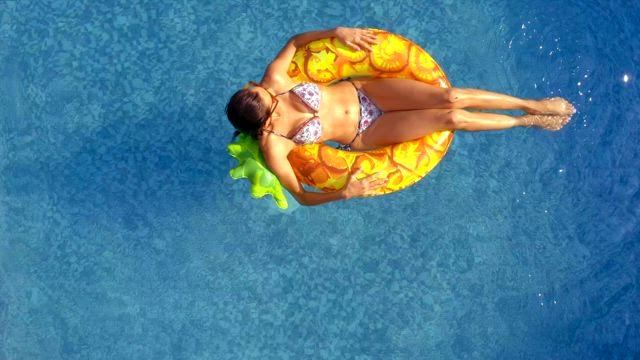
[[341, 168, 389, 199], [335, 27, 379, 52]]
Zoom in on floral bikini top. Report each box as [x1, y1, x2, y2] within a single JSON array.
[[263, 82, 322, 144]]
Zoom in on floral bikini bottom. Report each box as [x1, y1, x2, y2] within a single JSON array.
[[337, 79, 383, 151]]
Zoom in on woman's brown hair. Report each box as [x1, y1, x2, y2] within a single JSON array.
[[225, 89, 270, 139]]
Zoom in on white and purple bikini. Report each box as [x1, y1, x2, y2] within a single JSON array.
[[263, 80, 383, 150]]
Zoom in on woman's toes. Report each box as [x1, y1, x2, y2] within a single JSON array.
[[529, 97, 576, 115], [522, 114, 571, 131], [559, 98, 576, 115]]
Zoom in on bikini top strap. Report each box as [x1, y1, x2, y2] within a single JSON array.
[[276, 83, 320, 116], [263, 84, 300, 140], [275, 82, 302, 97], [263, 115, 317, 141], [262, 128, 292, 140]]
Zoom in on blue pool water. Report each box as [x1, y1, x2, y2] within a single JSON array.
[[1, 0, 639, 358]]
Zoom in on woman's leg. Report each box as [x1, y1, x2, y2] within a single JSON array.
[[353, 108, 570, 149], [352, 78, 575, 115]]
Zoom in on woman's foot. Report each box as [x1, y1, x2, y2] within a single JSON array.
[[525, 97, 576, 115], [521, 114, 571, 131]]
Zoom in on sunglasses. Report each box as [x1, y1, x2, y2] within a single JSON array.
[[244, 81, 279, 122]]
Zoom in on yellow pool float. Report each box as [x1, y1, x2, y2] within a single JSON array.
[[228, 29, 454, 208]]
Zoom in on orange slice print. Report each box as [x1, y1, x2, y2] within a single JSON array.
[[409, 46, 441, 85], [370, 33, 410, 72], [304, 49, 338, 83]]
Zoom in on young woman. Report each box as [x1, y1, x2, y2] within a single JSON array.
[[226, 27, 575, 206]]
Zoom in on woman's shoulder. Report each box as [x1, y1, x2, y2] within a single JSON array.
[[259, 132, 296, 155], [260, 74, 297, 95]]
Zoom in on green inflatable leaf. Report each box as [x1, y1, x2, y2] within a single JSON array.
[[227, 133, 288, 209]]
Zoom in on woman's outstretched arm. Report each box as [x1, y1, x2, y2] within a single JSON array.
[[261, 27, 378, 84], [262, 140, 387, 206]]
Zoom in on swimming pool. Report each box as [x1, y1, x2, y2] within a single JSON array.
[[1, 0, 638, 358]]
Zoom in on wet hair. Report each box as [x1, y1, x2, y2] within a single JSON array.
[[225, 89, 270, 139]]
